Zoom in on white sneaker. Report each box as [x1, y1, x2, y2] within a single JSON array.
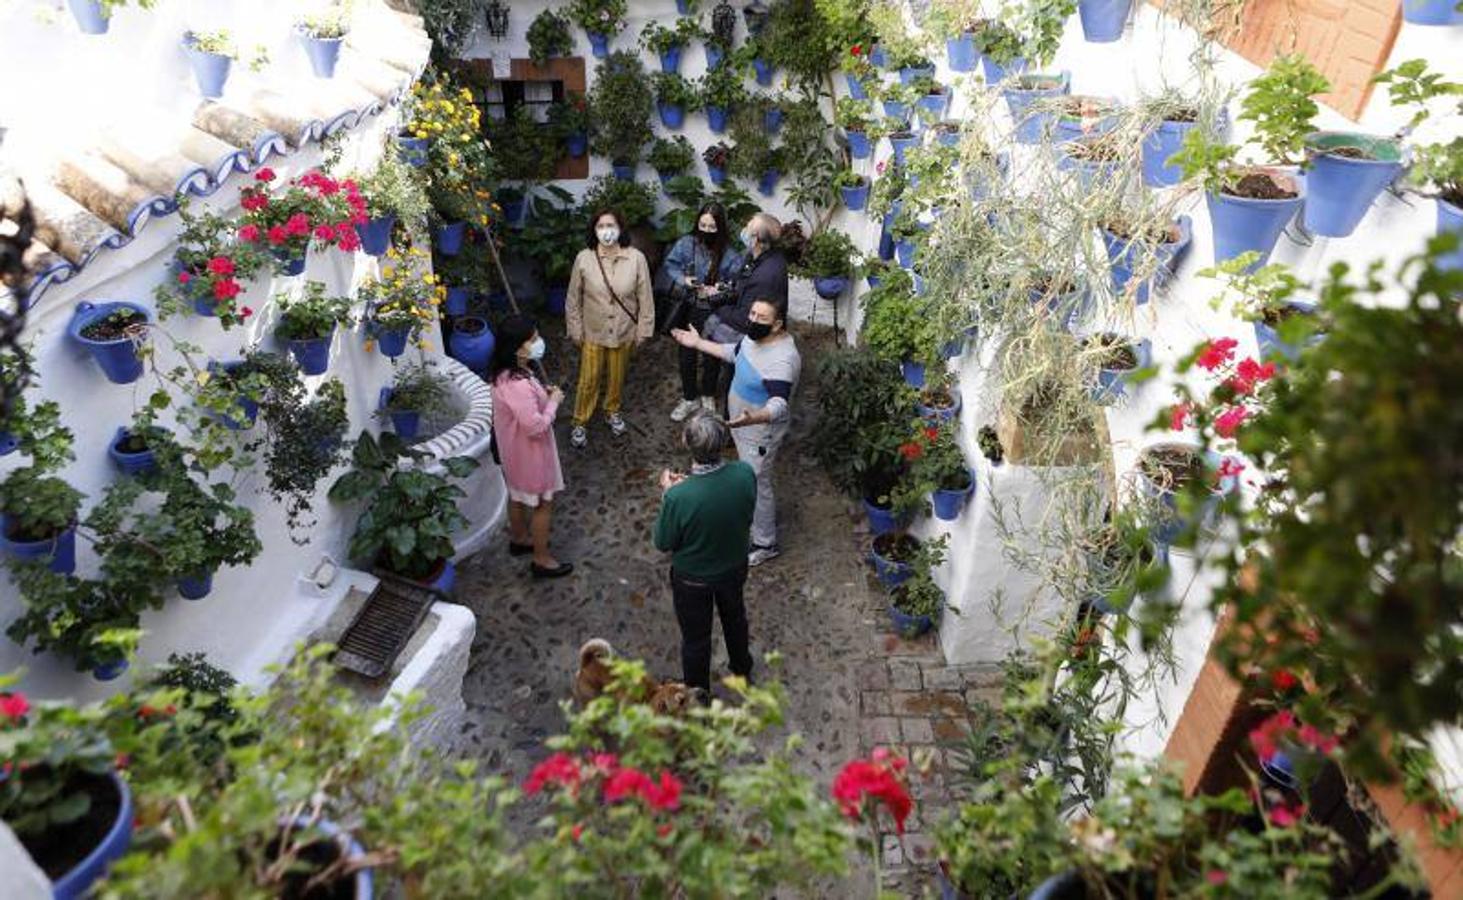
[[670, 398, 700, 422], [747, 544, 781, 567], [700, 396, 717, 414], [570, 426, 587, 448], [608, 413, 627, 436]]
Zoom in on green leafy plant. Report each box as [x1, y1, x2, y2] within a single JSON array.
[[580, 175, 659, 228], [274, 280, 353, 341], [639, 18, 702, 54], [727, 103, 776, 179], [859, 267, 934, 364], [153, 203, 267, 330], [0, 384, 80, 545], [889, 534, 949, 624], [647, 135, 697, 177], [353, 148, 430, 226], [791, 228, 857, 279], [515, 186, 582, 286], [328, 431, 478, 581], [5, 567, 143, 673], [808, 345, 915, 500], [655, 176, 758, 243], [756, 0, 842, 90], [832, 169, 867, 191], [589, 52, 655, 166], [546, 91, 592, 141], [697, 63, 748, 111], [415, 0, 479, 56], [652, 72, 701, 112], [527, 9, 574, 65], [890, 420, 969, 518], [297, 9, 350, 39], [566, 0, 628, 35], [487, 106, 561, 183], [377, 362, 455, 420], [1375, 60, 1463, 205]]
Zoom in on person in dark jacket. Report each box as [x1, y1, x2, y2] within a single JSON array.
[[657, 202, 744, 422]]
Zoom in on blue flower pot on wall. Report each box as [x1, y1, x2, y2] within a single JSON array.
[[871, 540, 915, 588], [981, 55, 1027, 85], [1143, 117, 1201, 187], [51, 772, 132, 899], [658, 103, 686, 129], [68, 0, 110, 34], [931, 471, 975, 521], [1003, 73, 1070, 144], [813, 276, 849, 299], [753, 58, 774, 85], [1301, 132, 1402, 238], [356, 215, 395, 257], [272, 247, 307, 276], [840, 180, 869, 211], [1057, 149, 1121, 192], [846, 129, 872, 159], [420, 558, 457, 594], [210, 360, 261, 430], [501, 195, 526, 226], [706, 106, 729, 133], [659, 47, 682, 73], [1403, 0, 1463, 24], [917, 92, 950, 121], [895, 237, 916, 269], [397, 135, 431, 168], [545, 284, 568, 314], [946, 33, 978, 71], [758, 169, 780, 196], [677, 0, 693, 14], [448, 316, 495, 372], [298, 30, 344, 78], [379, 387, 421, 440], [1, 516, 77, 575], [1436, 199, 1463, 272], [887, 603, 934, 637], [69, 301, 149, 384], [108, 427, 157, 476], [1078, 0, 1133, 42], [611, 162, 636, 181], [374, 324, 410, 359], [444, 286, 471, 316], [845, 74, 869, 99], [587, 31, 611, 58], [707, 163, 727, 185], [183, 38, 232, 99], [286, 330, 334, 377], [862, 499, 900, 535], [889, 132, 920, 165], [869, 44, 888, 68], [91, 659, 130, 682], [0, 432, 19, 456], [898, 64, 934, 85], [900, 359, 925, 388], [1088, 337, 1152, 404], [1253, 300, 1319, 361], [566, 132, 588, 157], [177, 570, 215, 600], [917, 389, 962, 421], [765, 106, 784, 133], [881, 99, 910, 121], [436, 220, 467, 256], [1207, 176, 1303, 271], [705, 43, 724, 69], [1102, 216, 1192, 305]]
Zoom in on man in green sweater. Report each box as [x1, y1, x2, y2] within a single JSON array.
[[654, 413, 757, 694]]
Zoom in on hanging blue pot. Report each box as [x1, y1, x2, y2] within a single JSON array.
[[813, 275, 849, 299], [869, 44, 888, 68], [611, 162, 636, 181], [706, 105, 729, 133], [707, 163, 727, 185], [705, 43, 724, 69], [1088, 336, 1152, 404], [1253, 300, 1318, 361], [967, 154, 1009, 201], [444, 286, 471, 316], [436, 220, 467, 256], [981, 54, 1027, 85], [210, 360, 260, 430], [356, 215, 395, 257], [1053, 103, 1120, 144], [566, 132, 588, 158], [917, 92, 950, 121], [272, 246, 307, 276], [888, 603, 934, 637], [0, 432, 18, 456], [934, 127, 962, 147], [1436, 199, 1463, 272], [379, 387, 422, 440], [862, 498, 900, 535], [372, 321, 410, 358], [658, 171, 674, 190], [840, 180, 870, 211], [752, 58, 774, 85], [1301, 132, 1402, 238], [881, 99, 910, 121], [587, 31, 610, 58], [501, 196, 526, 226], [177, 570, 215, 601], [1, 517, 77, 575], [898, 64, 935, 85], [545, 283, 569, 314], [1058, 149, 1122, 192], [765, 106, 784, 133], [871, 541, 914, 588], [50, 772, 132, 900], [758, 169, 780, 196], [286, 329, 334, 376], [846, 129, 872, 159], [900, 359, 925, 387], [931, 471, 975, 521], [1142, 117, 1200, 187], [1403, 0, 1463, 24], [448, 316, 495, 371], [917, 389, 962, 421], [1078, 0, 1133, 42], [1004, 73, 1070, 144], [397, 135, 431, 168], [889, 132, 920, 165], [658, 103, 686, 129], [845, 73, 869, 99], [1207, 178, 1303, 271], [183, 40, 233, 99], [1102, 216, 1192, 305], [1028, 871, 1085, 900], [91, 659, 130, 682], [298, 30, 344, 78], [895, 237, 916, 269], [659, 46, 683, 73], [68, 0, 109, 34], [69, 301, 149, 385], [108, 427, 157, 476], [676, 0, 693, 13], [946, 34, 978, 72]]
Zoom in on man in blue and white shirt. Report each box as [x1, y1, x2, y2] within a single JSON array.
[[671, 296, 800, 567]]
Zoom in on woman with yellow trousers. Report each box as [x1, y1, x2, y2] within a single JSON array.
[[565, 208, 655, 448]]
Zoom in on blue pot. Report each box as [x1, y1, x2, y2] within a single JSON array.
[[397, 135, 431, 168], [379, 387, 422, 440], [869, 45, 888, 68], [184, 43, 232, 99], [374, 324, 410, 359], [502, 196, 526, 226], [1054, 107, 1120, 145], [659, 46, 682, 73], [878, 226, 895, 261], [273, 247, 307, 276], [51, 772, 132, 900], [1143, 117, 1200, 187], [1029, 871, 1084, 900], [863, 499, 900, 535], [871, 543, 914, 588], [108, 427, 157, 476], [935, 127, 962, 147], [1089, 337, 1152, 404], [981, 54, 1027, 85], [211, 360, 260, 430], [436, 221, 467, 256], [423, 558, 456, 595], [1404, 0, 1463, 24], [1004, 74, 1070, 144], [758, 169, 780, 196], [947, 34, 978, 72], [677, 0, 693, 12], [931, 471, 975, 521], [177, 570, 214, 601], [444, 286, 471, 316], [1261, 749, 1300, 790], [753, 58, 774, 85], [1, 517, 77, 575], [765, 106, 784, 133], [706, 106, 729, 133], [587, 31, 610, 58], [1302, 133, 1402, 238], [888, 603, 934, 637], [847, 129, 872, 159], [1253, 300, 1318, 361], [707, 163, 727, 185], [287, 330, 334, 376], [68, 0, 109, 34], [69, 301, 149, 384], [917, 389, 962, 421], [890, 132, 919, 165], [840, 181, 870, 211], [967, 154, 1009, 201], [1058, 150, 1121, 191], [658, 103, 685, 129], [1437, 199, 1463, 272], [939, 336, 964, 360], [545, 283, 568, 314], [356, 215, 395, 257], [882, 99, 910, 121], [566, 132, 588, 158], [845, 73, 869, 99], [813, 275, 849, 299], [611, 163, 636, 181], [900, 359, 925, 388], [899, 64, 934, 85], [1208, 182, 1303, 271], [917, 92, 950, 121], [705, 43, 724, 69], [448, 317, 495, 371], [1102, 216, 1192, 305], [299, 32, 344, 78], [895, 238, 916, 269], [1078, 0, 1133, 42], [0, 432, 18, 456], [91, 659, 130, 682], [866, 273, 881, 290]]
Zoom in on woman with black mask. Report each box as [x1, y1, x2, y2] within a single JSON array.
[[656, 202, 744, 422]]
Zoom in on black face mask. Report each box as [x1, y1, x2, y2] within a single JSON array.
[[745, 321, 773, 341], [697, 229, 718, 242]]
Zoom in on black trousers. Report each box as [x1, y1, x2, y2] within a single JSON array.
[[671, 565, 753, 692], [678, 306, 724, 401]]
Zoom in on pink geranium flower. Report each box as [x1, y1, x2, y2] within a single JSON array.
[[1196, 337, 1239, 371]]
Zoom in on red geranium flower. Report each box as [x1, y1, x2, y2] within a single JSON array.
[[589, 753, 619, 773], [213, 279, 241, 301], [1270, 802, 1305, 828], [241, 193, 269, 212], [1214, 405, 1248, 438], [1227, 357, 1277, 396], [1216, 456, 1245, 480], [0, 692, 30, 721], [923, 426, 939, 442], [177, 270, 192, 285], [1270, 669, 1298, 691], [603, 767, 654, 804], [831, 754, 912, 834], [525, 752, 582, 796], [1206, 870, 1228, 886], [266, 225, 289, 245], [1196, 336, 1238, 371], [851, 44, 862, 56], [207, 256, 235, 276], [899, 442, 923, 461], [337, 230, 361, 253], [313, 225, 335, 241], [643, 771, 682, 811], [1168, 402, 1191, 431], [254, 167, 276, 182], [238, 224, 261, 242], [1249, 710, 1295, 763], [240, 307, 254, 319], [286, 213, 311, 236]]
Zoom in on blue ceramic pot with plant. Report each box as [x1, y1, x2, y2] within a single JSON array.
[[758, 169, 780, 196], [50, 772, 133, 899], [422, 558, 457, 594], [444, 286, 471, 317], [900, 359, 925, 388], [1301, 132, 1402, 238], [1143, 117, 1202, 187], [869, 44, 888, 68], [448, 316, 495, 372], [286, 330, 334, 377], [1004, 72, 1070, 144], [1, 515, 77, 574], [659, 47, 682, 73], [298, 28, 344, 78], [889, 131, 920, 165], [845, 73, 869, 99], [611, 162, 636, 181], [272, 247, 307, 276], [378, 387, 421, 440], [1102, 216, 1192, 304], [705, 43, 724, 69], [862, 498, 901, 535], [501, 194, 527, 225], [1207, 170, 1303, 271], [946, 33, 978, 72], [707, 163, 727, 185], [373, 322, 410, 359], [397, 135, 430, 168], [765, 106, 784, 133], [356, 215, 395, 257], [1436, 199, 1463, 272], [898, 63, 934, 85], [882, 98, 910, 121], [870, 534, 917, 588], [0, 432, 17, 456], [587, 31, 611, 57], [177, 570, 215, 601], [658, 103, 686, 129], [706, 105, 729, 133], [566, 132, 588, 157], [209, 360, 261, 430], [436, 220, 467, 256], [183, 36, 232, 99], [917, 389, 962, 421], [887, 602, 934, 637], [1253, 299, 1318, 361], [1078, 0, 1133, 42], [1404, 0, 1463, 24], [752, 58, 774, 85], [917, 91, 949, 121], [90, 659, 130, 682], [846, 129, 872, 159], [108, 427, 157, 476], [931, 470, 975, 521], [1087, 334, 1151, 404], [840, 179, 870, 211], [68, 0, 110, 34], [813, 276, 849, 299], [895, 237, 916, 269], [69, 301, 149, 385], [981, 55, 1027, 84]]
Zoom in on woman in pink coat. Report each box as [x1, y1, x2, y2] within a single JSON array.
[[490, 316, 573, 579]]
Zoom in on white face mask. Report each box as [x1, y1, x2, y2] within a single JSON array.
[[740, 228, 754, 248], [596, 226, 620, 246], [525, 336, 546, 361]]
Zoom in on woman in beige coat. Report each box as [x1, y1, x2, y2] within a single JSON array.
[[565, 208, 655, 448]]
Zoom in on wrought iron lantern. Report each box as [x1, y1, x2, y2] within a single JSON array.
[[483, 0, 510, 39], [711, 0, 737, 47]]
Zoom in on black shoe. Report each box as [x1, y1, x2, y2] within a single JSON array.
[[530, 561, 574, 579], [508, 542, 534, 557]]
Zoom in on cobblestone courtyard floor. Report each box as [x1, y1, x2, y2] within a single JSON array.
[[451, 320, 999, 897]]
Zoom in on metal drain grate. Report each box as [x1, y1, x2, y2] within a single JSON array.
[[332, 571, 442, 679]]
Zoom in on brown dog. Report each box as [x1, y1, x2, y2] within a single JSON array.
[[573, 639, 692, 715]]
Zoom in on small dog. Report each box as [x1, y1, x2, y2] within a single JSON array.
[[573, 639, 692, 715]]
